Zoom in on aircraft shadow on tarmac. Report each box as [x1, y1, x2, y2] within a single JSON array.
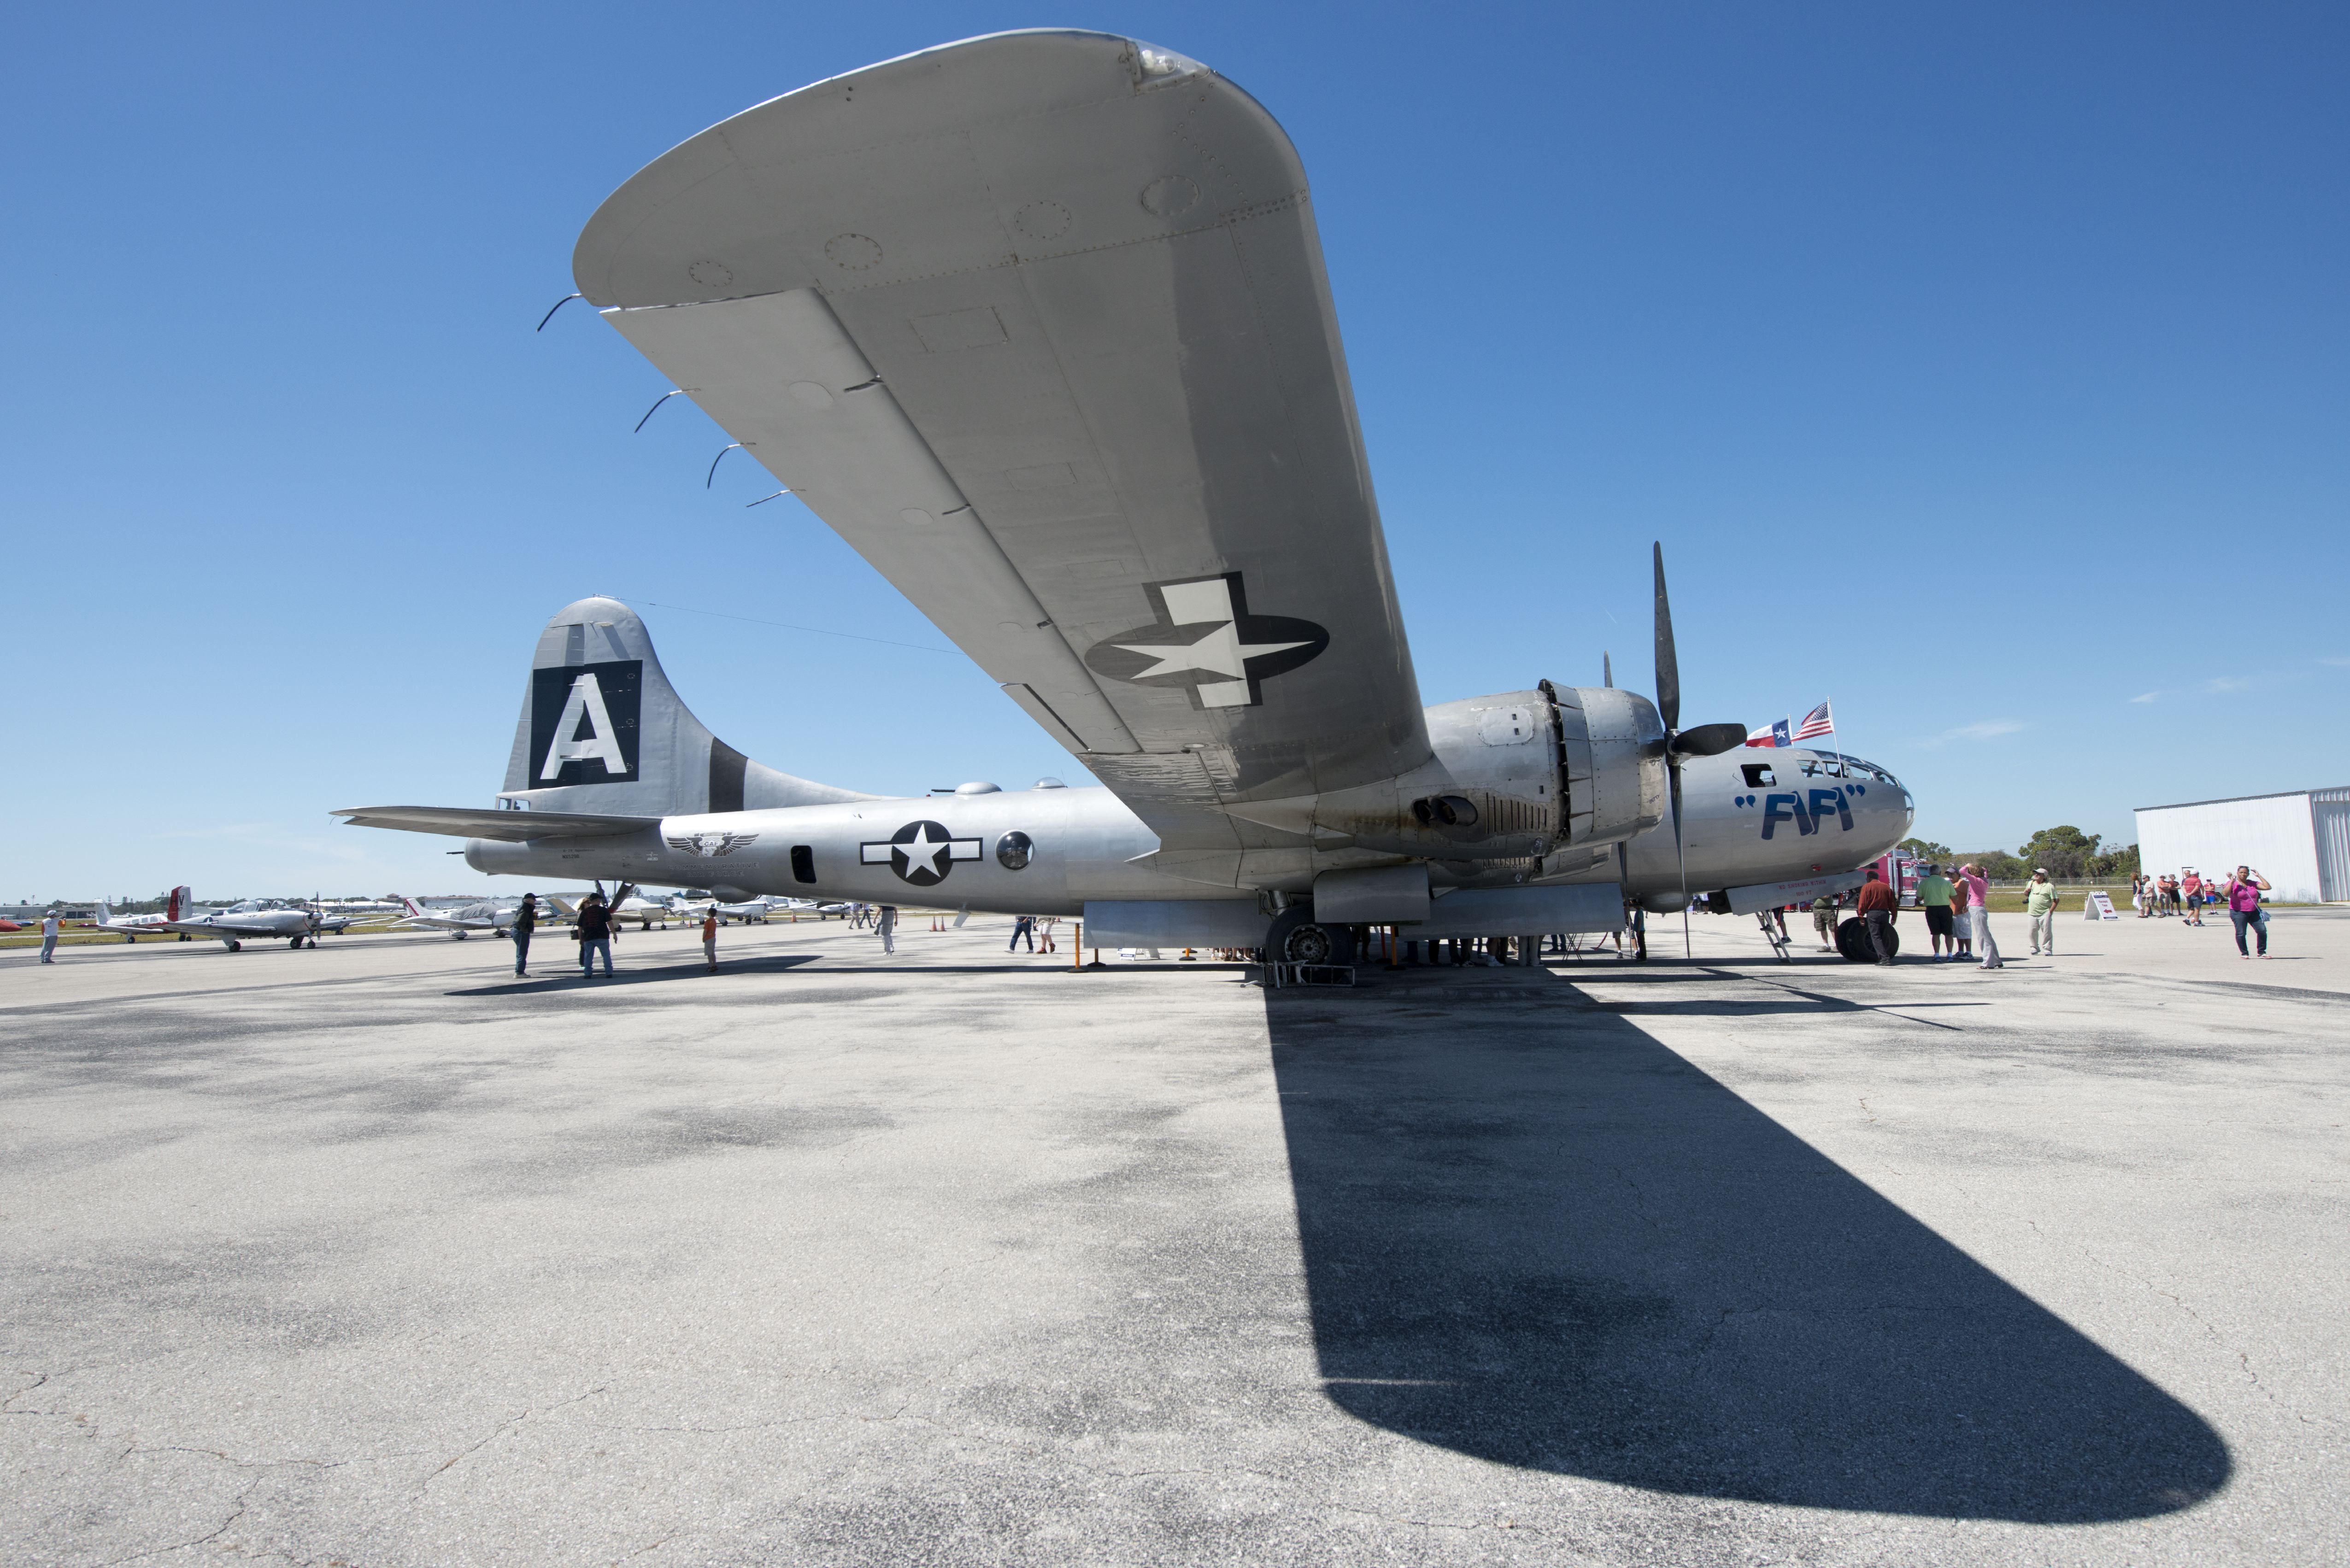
[[1264, 977, 2231, 1522], [450, 953, 820, 996]]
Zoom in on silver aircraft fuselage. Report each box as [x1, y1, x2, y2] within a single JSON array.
[[466, 747, 1910, 917]]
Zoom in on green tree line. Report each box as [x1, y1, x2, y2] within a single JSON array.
[[1899, 828, 2139, 882]]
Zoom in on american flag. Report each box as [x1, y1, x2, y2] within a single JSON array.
[[1794, 700, 1834, 741]]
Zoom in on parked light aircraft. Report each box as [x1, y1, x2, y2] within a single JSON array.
[[338, 32, 1911, 963], [393, 895, 577, 939], [92, 887, 195, 942], [153, 899, 323, 951]]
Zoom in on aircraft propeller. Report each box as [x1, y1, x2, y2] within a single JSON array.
[[1651, 541, 1748, 957]]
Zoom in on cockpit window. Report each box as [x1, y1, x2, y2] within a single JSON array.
[[1741, 763, 1776, 787], [1796, 752, 1898, 786]]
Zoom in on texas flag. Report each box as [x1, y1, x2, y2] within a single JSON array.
[[1794, 700, 1835, 741], [1745, 718, 1792, 748]]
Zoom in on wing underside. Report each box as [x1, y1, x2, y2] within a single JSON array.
[[573, 30, 1432, 875]]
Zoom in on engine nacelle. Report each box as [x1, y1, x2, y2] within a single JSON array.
[[1549, 682, 1668, 849], [1290, 682, 1667, 862]]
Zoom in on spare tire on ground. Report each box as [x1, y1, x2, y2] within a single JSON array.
[[1836, 916, 1898, 963]]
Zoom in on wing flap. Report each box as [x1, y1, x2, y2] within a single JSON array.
[[605, 294, 1139, 755]]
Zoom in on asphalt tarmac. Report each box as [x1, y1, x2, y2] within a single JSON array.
[[3, 908, 2343, 1566]]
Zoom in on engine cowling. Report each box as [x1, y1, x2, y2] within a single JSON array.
[[1549, 682, 1668, 849], [1291, 683, 1667, 862]]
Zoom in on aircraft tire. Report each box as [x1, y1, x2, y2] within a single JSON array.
[[1834, 916, 1896, 963], [1266, 907, 1356, 967], [454, 931, 467, 941], [227, 940, 241, 952]]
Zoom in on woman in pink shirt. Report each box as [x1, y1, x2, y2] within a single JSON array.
[[2180, 871, 2205, 927], [2224, 866, 2271, 957], [1958, 865, 2002, 969]]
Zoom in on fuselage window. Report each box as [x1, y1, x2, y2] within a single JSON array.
[[790, 845, 815, 884], [1741, 764, 1777, 788]]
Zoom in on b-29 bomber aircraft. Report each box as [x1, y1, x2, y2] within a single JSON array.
[[338, 31, 1912, 963]]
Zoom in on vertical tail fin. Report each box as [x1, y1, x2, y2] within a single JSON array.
[[96, 899, 114, 922], [168, 886, 190, 921], [499, 597, 874, 816], [399, 895, 427, 918]]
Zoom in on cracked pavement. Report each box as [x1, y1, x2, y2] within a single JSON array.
[[1, 910, 2343, 1565]]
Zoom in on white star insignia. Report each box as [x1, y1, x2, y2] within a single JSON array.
[[899, 823, 953, 877], [1112, 621, 1311, 683]]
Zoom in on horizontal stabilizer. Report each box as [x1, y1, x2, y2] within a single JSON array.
[[332, 806, 661, 842]]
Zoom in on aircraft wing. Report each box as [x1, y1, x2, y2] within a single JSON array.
[[573, 31, 1429, 871], [332, 806, 662, 842]]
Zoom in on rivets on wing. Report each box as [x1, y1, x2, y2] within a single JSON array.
[[825, 234, 884, 270], [1140, 175, 1199, 218], [686, 259, 733, 288], [1014, 200, 1071, 239]]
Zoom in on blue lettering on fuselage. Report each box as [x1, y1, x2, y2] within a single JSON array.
[[1761, 794, 1800, 839], [1810, 787, 1854, 833]]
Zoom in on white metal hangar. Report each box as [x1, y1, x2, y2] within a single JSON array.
[[2134, 787, 2350, 904]]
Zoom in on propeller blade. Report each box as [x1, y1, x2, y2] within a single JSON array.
[[1671, 722, 1750, 758], [1653, 542, 1680, 735], [1603, 651, 1613, 689]]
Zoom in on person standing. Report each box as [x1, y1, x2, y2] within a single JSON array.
[[1009, 914, 1034, 953], [877, 904, 898, 957], [1948, 871, 1974, 959], [1916, 865, 1956, 960], [2180, 869, 2205, 926], [2223, 865, 2271, 958], [1810, 893, 1838, 950], [1855, 869, 1899, 965], [701, 908, 719, 973], [1958, 863, 2002, 968], [39, 909, 60, 964], [576, 892, 615, 978], [2026, 869, 2062, 957], [511, 893, 538, 977], [1039, 916, 1058, 955], [2132, 872, 2151, 918]]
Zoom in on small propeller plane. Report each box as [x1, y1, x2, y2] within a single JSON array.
[[151, 898, 323, 952], [338, 32, 1912, 963], [392, 894, 579, 939], [91, 887, 195, 942]]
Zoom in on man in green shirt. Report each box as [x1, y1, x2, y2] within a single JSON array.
[[2026, 869, 2062, 957], [1916, 866, 1956, 961]]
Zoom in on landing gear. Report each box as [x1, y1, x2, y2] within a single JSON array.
[[226, 940, 242, 952], [453, 930, 468, 941], [1632, 907, 1650, 963], [1266, 906, 1357, 967], [288, 936, 304, 949]]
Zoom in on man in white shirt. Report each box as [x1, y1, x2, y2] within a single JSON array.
[[40, 910, 61, 964]]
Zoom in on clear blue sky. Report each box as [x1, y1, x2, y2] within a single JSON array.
[[6, 2, 2344, 900]]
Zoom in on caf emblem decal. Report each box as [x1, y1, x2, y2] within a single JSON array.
[[860, 820, 982, 887], [665, 831, 758, 858], [1082, 572, 1327, 710]]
